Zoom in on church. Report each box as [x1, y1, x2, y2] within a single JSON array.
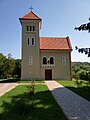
[[19, 10, 72, 80]]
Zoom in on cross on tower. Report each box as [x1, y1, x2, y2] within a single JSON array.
[[29, 6, 34, 11]]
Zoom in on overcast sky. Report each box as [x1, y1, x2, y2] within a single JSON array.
[[0, 0, 90, 62]]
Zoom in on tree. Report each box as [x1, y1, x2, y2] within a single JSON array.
[[0, 53, 21, 79], [0, 53, 6, 78], [72, 62, 90, 82], [75, 18, 90, 32], [74, 18, 90, 57], [2, 53, 15, 78], [13, 59, 21, 78]]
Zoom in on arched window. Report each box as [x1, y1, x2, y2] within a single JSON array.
[[62, 56, 66, 65], [31, 37, 35, 46], [43, 57, 47, 64], [27, 37, 30, 46], [29, 56, 33, 65], [50, 57, 54, 64]]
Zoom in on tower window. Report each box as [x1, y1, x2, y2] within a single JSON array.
[[30, 26, 35, 31], [31, 37, 35, 46], [29, 56, 33, 65], [27, 37, 30, 46], [26, 26, 35, 32], [26, 26, 29, 31]]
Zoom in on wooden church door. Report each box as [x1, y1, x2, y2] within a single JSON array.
[[45, 69, 52, 80]]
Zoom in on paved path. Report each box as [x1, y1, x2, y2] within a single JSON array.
[[0, 83, 17, 97], [45, 81, 90, 120], [0, 82, 44, 97]]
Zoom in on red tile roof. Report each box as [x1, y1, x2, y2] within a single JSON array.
[[40, 37, 72, 51], [20, 11, 42, 20]]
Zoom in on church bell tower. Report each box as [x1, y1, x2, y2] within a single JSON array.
[[19, 10, 42, 80]]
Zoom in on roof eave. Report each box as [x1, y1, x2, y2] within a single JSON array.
[[40, 49, 72, 51], [66, 36, 72, 50], [19, 18, 42, 28], [19, 18, 42, 21]]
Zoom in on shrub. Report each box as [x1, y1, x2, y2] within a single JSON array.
[[29, 80, 35, 95], [76, 70, 90, 80], [73, 79, 83, 87]]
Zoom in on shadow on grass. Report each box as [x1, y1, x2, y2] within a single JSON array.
[[0, 87, 67, 120], [0, 78, 20, 83], [65, 86, 90, 101]]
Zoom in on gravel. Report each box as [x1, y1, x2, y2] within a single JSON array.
[[45, 81, 90, 120]]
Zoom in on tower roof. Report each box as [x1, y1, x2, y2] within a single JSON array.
[[20, 11, 42, 20]]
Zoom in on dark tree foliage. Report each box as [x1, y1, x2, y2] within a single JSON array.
[[13, 59, 21, 78], [75, 18, 90, 57], [75, 46, 90, 57], [0, 53, 21, 79], [75, 18, 90, 32], [72, 62, 90, 82]]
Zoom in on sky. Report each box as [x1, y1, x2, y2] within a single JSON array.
[[0, 0, 90, 62]]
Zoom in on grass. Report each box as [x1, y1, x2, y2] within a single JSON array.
[[0, 78, 44, 84], [57, 80, 90, 101], [0, 85, 67, 120], [18, 80, 45, 83]]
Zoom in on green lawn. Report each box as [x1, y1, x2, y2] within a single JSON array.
[[0, 85, 67, 120], [18, 80, 45, 83], [57, 80, 90, 101]]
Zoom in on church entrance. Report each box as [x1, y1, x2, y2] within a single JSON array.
[[45, 69, 52, 80]]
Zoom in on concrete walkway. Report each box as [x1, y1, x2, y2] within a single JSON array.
[[45, 81, 90, 120], [0, 83, 17, 97], [0, 82, 45, 97]]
